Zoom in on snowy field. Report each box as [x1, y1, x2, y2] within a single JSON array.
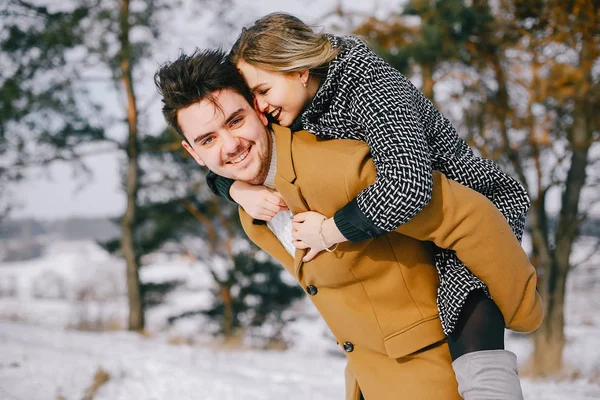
[[0, 239, 599, 400]]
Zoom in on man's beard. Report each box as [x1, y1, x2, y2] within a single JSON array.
[[247, 162, 269, 185], [248, 134, 272, 185], [225, 134, 272, 185]]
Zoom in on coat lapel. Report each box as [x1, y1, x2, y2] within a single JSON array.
[[272, 124, 310, 214], [272, 124, 309, 276]]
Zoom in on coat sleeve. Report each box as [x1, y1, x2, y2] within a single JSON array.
[[332, 60, 434, 242], [342, 148, 542, 331], [206, 170, 235, 202], [393, 171, 543, 332]]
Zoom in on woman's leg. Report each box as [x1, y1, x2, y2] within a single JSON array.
[[447, 290, 504, 359], [448, 290, 524, 399]]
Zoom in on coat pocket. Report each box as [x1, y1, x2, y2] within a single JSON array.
[[382, 315, 445, 359]]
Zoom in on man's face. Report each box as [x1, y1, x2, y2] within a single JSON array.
[[179, 89, 272, 185]]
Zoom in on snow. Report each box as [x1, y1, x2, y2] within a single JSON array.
[[0, 321, 344, 400], [0, 239, 599, 399]]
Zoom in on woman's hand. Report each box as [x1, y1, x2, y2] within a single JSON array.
[[292, 211, 347, 262], [229, 181, 288, 221]]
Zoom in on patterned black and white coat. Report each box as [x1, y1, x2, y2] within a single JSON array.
[[300, 35, 531, 335], [209, 35, 531, 335]]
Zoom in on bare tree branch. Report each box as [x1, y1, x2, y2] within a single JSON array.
[[570, 237, 600, 269]]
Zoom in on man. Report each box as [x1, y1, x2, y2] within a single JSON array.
[[154, 49, 543, 400]]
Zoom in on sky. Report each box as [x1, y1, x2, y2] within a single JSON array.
[[12, 0, 405, 220]]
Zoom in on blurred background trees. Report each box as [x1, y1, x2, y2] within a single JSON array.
[[1, 0, 598, 376], [354, 0, 599, 376], [1, 0, 302, 339], [0, 0, 106, 220]]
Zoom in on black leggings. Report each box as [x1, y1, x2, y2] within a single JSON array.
[[358, 290, 505, 399], [447, 289, 505, 361]]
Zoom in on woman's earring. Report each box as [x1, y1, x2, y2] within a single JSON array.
[[302, 82, 308, 88]]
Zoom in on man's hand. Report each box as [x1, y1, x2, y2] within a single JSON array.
[[229, 181, 288, 221], [292, 212, 347, 262]]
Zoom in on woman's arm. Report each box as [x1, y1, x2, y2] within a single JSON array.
[[335, 61, 434, 242], [293, 58, 434, 255], [206, 171, 236, 201]]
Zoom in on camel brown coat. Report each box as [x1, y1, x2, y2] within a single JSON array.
[[239, 125, 543, 400]]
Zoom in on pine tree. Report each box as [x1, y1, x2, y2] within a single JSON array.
[[354, 0, 493, 102], [0, 1, 106, 219], [1, 0, 173, 331]]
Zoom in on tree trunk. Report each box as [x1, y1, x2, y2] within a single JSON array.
[[530, 255, 566, 375], [488, 37, 568, 377], [184, 199, 239, 337], [118, 0, 143, 331], [490, 56, 530, 190], [421, 63, 435, 104], [531, 108, 590, 375], [220, 284, 234, 337]]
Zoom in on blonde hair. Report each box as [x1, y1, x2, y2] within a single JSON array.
[[229, 13, 341, 75]]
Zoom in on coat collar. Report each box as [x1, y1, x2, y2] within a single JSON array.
[[271, 123, 296, 184], [270, 124, 310, 216]]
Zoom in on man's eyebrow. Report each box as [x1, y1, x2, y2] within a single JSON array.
[[192, 108, 245, 144], [224, 108, 245, 125], [193, 131, 213, 144]]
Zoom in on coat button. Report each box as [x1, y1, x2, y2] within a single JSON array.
[[343, 342, 354, 352], [306, 285, 318, 296]]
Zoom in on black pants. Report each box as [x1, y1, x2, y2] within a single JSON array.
[[358, 290, 505, 399], [446, 289, 505, 361]]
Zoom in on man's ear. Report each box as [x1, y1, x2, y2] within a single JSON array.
[[181, 140, 205, 166]]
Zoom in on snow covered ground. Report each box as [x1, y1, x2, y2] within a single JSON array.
[[0, 239, 599, 400]]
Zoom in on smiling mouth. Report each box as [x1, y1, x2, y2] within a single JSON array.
[[270, 108, 282, 121], [228, 147, 251, 165]]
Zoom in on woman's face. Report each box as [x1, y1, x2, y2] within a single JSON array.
[[237, 60, 311, 127]]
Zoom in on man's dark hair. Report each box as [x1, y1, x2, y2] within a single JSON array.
[[154, 48, 254, 140]]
